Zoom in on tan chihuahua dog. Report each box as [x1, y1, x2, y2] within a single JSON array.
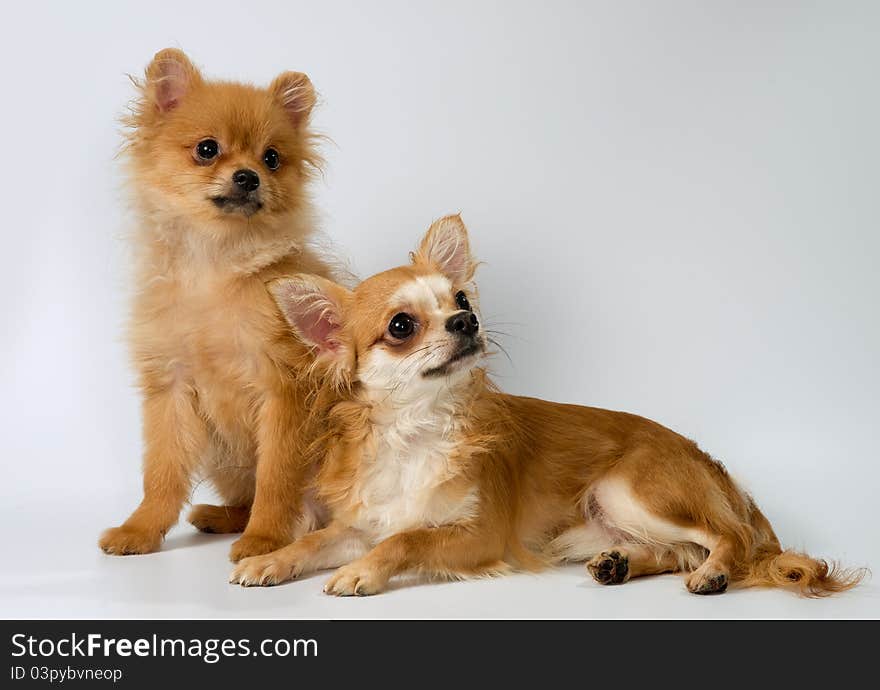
[[100, 49, 335, 561], [231, 215, 863, 595]]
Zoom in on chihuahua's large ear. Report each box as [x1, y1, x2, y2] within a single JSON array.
[[144, 48, 202, 113], [268, 274, 351, 356], [270, 72, 317, 128], [411, 214, 476, 284]]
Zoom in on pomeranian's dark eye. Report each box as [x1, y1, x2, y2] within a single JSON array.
[[388, 313, 415, 340], [263, 147, 280, 171], [196, 139, 219, 161], [455, 290, 471, 311]]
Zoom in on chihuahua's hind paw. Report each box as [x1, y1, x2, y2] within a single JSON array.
[[587, 550, 630, 585]]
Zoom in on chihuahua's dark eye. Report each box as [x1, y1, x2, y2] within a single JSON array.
[[388, 313, 415, 340], [455, 290, 471, 311], [196, 139, 219, 161], [263, 147, 280, 171]]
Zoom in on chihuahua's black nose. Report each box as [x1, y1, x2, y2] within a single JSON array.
[[446, 310, 479, 337], [232, 169, 260, 192]]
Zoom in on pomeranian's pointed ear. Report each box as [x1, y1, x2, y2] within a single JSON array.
[[268, 274, 350, 356], [412, 214, 476, 284], [145, 48, 202, 113], [270, 71, 317, 127]]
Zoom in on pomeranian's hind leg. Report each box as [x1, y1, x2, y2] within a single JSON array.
[[587, 545, 680, 585], [188, 505, 250, 534], [190, 441, 256, 534]]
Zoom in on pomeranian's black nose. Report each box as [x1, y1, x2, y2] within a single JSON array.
[[232, 169, 260, 192], [446, 311, 479, 336]]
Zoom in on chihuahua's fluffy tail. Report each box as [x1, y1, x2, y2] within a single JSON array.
[[740, 546, 867, 597]]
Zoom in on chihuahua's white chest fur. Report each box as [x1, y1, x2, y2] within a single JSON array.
[[350, 398, 479, 543]]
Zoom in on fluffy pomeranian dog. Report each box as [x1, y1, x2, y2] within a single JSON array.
[[99, 49, 336, 561], [230, 215, 863, 596]]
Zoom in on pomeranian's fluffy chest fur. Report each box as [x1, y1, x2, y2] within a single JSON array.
[[129, 217, 325, 448], [337, 397, 480, 543]]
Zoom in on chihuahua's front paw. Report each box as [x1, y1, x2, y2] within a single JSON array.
[[230, 553, 297, 587], [323, 562, 387, 597], [229, 534, 288, 562], [99, 525, 162, 555]]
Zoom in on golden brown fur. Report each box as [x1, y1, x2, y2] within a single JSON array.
[[99, 48, 338, 561], [231, 215, 865, 596]]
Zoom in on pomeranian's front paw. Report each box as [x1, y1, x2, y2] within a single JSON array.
[[323, 562, 387, 597], [229, 534, 288, 563], [230, 553, 297, 587], [99, 525, 162, 555]]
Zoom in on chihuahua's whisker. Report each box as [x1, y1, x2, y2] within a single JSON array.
[[482, 319, 524, 326], [482, 323, 521, 334], [380, 345, 443, 401], [483, 329, 524, 345], [486, 337, 514, 366], [396, 344, 434, 366], [387, 350, 435, 387]]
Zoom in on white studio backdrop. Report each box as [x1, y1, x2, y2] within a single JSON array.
[[0, 1, 877, 617]]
